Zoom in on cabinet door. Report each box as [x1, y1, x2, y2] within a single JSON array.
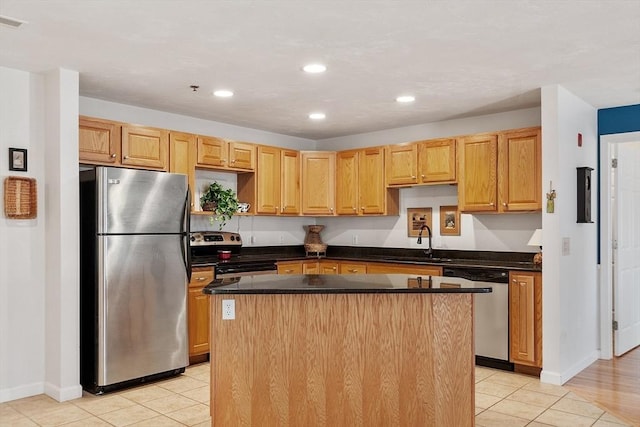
[[278, 261, 303, 274], [197, 136, 228, 167], [359, 147, 386, 214], [280, 150, 301, 214], [386, 144, 418, 185], [319, 260, 339, 274], [498, 128, 541, 212], [301, 151, 335, 215], [339, 262, 367, 274], [188, 268, 213, 357], [169, 132, 196, 211], [367, 263, 442, 276], [418, 138, 456, 184], [256, 146, 281, 214], [228, 141, 255, 170], [458, 134, 498, 212], [79, 117, 121, 164], [335, 150, 359, 215], [302, 261, 319, 274], [121, 125, 168, 170], [509, 272, 542, 367]]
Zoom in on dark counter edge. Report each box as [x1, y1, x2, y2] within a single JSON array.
[[203, 284, 493, 295]]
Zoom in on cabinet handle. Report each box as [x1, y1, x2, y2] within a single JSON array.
[[352, 207, 357, 211], [489, 202, 494, 206], [361, 207, 365, 211], [197, 277, 206, 281], [333, 266, 337, 270], [230, 159, 236, 164], [110, 153, 116, 158], [503, 202, 507, 207], [221, 159, 226, 163], [330, 207, 334, 212], [285, 269, 293, 273], [349, 269, 358, 273], [421, 174, 425, 178], [411, 175, 416, 179], [123, 155, 129, 160], [512, 279, 517, 283]]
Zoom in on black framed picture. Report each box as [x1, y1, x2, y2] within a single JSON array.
[[9, 148, 27, 172]]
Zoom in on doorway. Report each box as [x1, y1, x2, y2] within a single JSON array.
[[599, 131, 640, 358]]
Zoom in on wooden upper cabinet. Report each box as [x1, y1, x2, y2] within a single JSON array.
[[386, 144, 418, 185], [458, 134, 498, 212], [418, 138, 456, 184], [280, 149, 301, 215], [509, 271, 542, 367], [169, 132, 197, 210], [359, 147, 388, 214], [335, 150, 359, 215], [79, 116, 121, 164], [498, 128, 541, 212], [301, 151, 335, 215], [121, 124, 169, 170], [256, 145, 281, 214], [197, 137, 255, 171], [459, 127, 541, 213]]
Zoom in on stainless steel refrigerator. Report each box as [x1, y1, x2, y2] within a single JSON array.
[[80, 167, 190, 394]]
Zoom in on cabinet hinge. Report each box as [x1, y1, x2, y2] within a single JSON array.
[[613, 239, 618, 250], [612, 158, 618, 168], [613, 320, 619, 331]]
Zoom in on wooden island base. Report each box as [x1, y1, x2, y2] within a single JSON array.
[[209, 292, 475, 426]]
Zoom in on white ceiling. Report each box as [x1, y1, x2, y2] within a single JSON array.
[[1, 1, 639, 140]]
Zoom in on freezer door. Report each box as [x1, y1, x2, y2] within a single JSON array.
[[98, 167, 188, 234], [98, 235, 188, 386]]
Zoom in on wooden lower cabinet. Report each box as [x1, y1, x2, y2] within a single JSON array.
[[367, 263, 443, 276], [509, 271, 542, 368], [188, 268, 214, 360], [339, 262, 367, 274], [277, 261, 303, 274]]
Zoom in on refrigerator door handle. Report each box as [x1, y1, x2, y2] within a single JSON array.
[[181, 188, 192, 281]]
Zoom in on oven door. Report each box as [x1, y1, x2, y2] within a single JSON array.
[[215, 261, 278, 278]]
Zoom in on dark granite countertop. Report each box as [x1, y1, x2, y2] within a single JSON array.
[[197, 245, 540, 272], [203, 274, 493, 295]]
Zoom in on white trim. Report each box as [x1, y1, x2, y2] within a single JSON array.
[[540, 350, 600, 385], [44, 382, 83, 403], [599, 131, 640, 359], [0, 382, 44, 403]]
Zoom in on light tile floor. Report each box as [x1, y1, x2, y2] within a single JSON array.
[[0, 363, 631, 426]]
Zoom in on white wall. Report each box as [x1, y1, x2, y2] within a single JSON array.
[[0, 67, 47, 402], [540, 85, 599, 385]]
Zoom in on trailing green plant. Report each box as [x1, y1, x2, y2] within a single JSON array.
[[199, 182, 239, 230]]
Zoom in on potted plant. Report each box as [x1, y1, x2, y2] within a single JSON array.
[[199, 182, 239, 229]]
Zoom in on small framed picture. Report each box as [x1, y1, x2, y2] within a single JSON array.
[[9, 148, 27, 172], [407, 207, 432, 237], [440, 205, 460, 236]]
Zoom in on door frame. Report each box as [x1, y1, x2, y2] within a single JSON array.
[[599, 131, 640, 359]]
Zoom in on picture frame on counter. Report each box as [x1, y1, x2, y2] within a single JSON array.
[[407, 207, 432, 237], [9, 148, 27, 172], [439, 205, 460, 236]]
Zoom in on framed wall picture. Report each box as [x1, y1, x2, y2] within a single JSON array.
[[9, 148, 27, 172], [440, 205, 460, 236], [407, 207, 432, 237]]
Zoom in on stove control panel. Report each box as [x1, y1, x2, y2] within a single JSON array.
[[190, 231, 242, 246]]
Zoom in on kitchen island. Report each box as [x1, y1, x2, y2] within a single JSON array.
[[203, 274, 491, 426]]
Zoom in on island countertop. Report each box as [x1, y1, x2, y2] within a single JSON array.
[[202, 273, 493, 294]]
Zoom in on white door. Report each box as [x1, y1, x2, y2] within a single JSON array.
[[613, 142, 640, 356]]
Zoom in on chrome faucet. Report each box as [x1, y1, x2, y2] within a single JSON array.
[[417, 225, 433, 258]]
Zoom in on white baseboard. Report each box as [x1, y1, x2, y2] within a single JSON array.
[[540, 350, 600, 385], [0, 381, 44, 403], [44, 382, 83, 402]]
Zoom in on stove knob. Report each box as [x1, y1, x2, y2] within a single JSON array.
[[190, 236, 195, 241], [230, 235, 235, 241]]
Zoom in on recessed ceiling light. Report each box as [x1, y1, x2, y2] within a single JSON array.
[[0, 15, 27, 28], [309, 112, 326, 120], [213, 90, 234, 98], [302, 64, 327, 74], [396, 95, 416, 103]]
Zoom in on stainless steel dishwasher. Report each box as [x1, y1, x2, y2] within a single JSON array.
[[443, 266, 513, 371]]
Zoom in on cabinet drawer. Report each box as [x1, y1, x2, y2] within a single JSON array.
[[190, 269, 214, 287], [339, 262, 367, 274]]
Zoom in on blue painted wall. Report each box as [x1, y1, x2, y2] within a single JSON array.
[[597, 104, 640, 262]]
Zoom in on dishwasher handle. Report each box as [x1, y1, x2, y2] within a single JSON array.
[[443, 267, 509, 283]]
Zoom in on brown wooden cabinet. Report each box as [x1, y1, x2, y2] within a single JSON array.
[[336, 147, 399, 215], [459, 127, 541, 213], [79, 116, 121, 165], [121, 124, 169, 170], [417, 138, 457, 184], [169, 131, 197, 210], [277, 260, 304, 274], [509, 271, 542, 368], [196, 136, 255, 171], [386, 143, 418, 185], [339, 262, 367, 274], [301, 151, 335, 215], [188, 268, 214, 359]]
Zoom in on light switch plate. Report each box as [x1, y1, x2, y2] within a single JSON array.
[[562, 237, 571, 256]]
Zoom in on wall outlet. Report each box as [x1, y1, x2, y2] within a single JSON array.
[[562, 237, 571, 256], [222, 299, 235, 320]]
